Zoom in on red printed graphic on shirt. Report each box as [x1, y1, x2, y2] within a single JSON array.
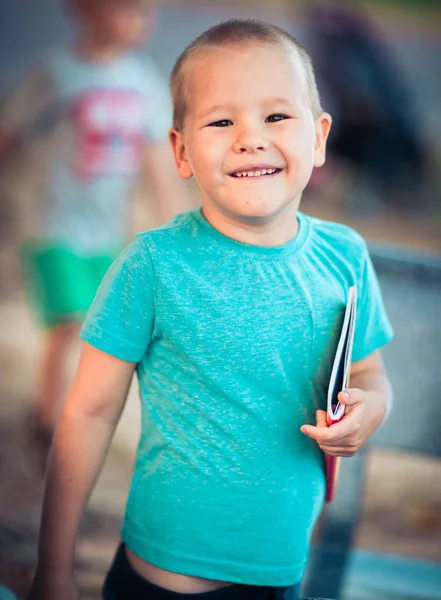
[[71, 90, 146, 179]]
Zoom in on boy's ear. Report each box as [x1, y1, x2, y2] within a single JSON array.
[[313, 112, 332, 168], [169, 129, 193, 179]]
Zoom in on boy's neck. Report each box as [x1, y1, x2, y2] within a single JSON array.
[[201, 202, 301, 248], [75, 35, 127, 64]]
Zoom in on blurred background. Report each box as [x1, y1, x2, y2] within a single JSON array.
[[0, 1, 440, 599]]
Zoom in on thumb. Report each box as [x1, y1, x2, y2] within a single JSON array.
[[337, 389, 357, 407], [315, 409, 328, 428]]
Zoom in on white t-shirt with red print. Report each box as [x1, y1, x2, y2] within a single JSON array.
[[1, 46, 171, 253]]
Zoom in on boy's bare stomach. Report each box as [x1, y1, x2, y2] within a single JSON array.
[[126, 546, 234, 593]]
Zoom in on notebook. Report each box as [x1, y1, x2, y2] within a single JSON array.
[[324, 286, 357, 503]]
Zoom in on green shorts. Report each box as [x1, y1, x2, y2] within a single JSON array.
[[20, 243, 120, 329]]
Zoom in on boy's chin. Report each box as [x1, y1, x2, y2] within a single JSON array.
[[206, 195, 298, 224], [234, 202, 291, 224]]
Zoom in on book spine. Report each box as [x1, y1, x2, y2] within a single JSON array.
[[324, 415, 343, 503]]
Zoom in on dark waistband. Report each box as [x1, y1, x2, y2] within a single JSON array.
[[103, 544, 299, 600]]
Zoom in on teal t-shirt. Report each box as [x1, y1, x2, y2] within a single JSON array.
[[80, 209, 394, 586]]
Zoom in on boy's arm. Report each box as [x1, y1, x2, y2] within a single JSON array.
[[301, 350, 393, 456], [28, 342, 136, 600], [0, 64, 54, 163], [140, 142, 192, 226]]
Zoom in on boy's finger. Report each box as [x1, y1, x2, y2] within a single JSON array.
[[337, 390, 354, 405], [300, 411, 328, 438], [300, 424, 335, 441], [315, 410, 328, 428], [301, 414, 357, 442], [337, 388, 365, 406]]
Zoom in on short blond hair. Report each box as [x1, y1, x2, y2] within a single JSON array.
[[170, 19, 323, 131]]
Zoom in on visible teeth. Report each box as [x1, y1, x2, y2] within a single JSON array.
[[233, 168, 277, 177]]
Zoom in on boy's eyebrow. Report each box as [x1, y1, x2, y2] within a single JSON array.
[[269, 98, 296, 107], [197, 104, 232, 120], [197, 98, 296, 120]]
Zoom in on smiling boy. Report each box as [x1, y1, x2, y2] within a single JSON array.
[[169, 37, 327, 241], [28, 19, 393, 600]]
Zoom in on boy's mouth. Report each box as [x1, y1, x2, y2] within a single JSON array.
[[229, 167, 282, 178]]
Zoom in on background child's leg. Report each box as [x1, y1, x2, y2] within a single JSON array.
[[21, 244, 117, 458], [33, 321, 81, 433]]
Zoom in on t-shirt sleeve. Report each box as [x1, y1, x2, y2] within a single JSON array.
[[80, 236, 155, 362], [352, 244, 394, 362], [142, 58, 172, 143], [0, 63, 56, 137]]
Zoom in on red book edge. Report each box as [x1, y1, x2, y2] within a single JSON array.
[[324, 412, 344, 503]]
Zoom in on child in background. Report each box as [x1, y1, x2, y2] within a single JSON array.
[[0, 0, 185, 444], [28, 19, 394, 600]]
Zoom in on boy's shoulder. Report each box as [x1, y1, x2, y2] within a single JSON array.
[[303, 212, 368, 262], [135, 210, 201, 252]]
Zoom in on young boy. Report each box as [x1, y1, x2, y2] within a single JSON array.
[[28, 19, 394, 600], [0, 0, 184, 442]]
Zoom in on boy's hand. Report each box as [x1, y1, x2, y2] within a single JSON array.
[[300, 389, 369, 457]]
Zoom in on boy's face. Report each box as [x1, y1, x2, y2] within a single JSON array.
[[82, 0, 153, 49], [170, 43, 331, 226]]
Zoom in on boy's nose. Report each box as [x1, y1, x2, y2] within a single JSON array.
[[233, 128, 269, 154]]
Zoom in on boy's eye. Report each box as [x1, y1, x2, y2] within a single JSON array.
[[266, 114, 289, 123], [208, 120, 232, 127]]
